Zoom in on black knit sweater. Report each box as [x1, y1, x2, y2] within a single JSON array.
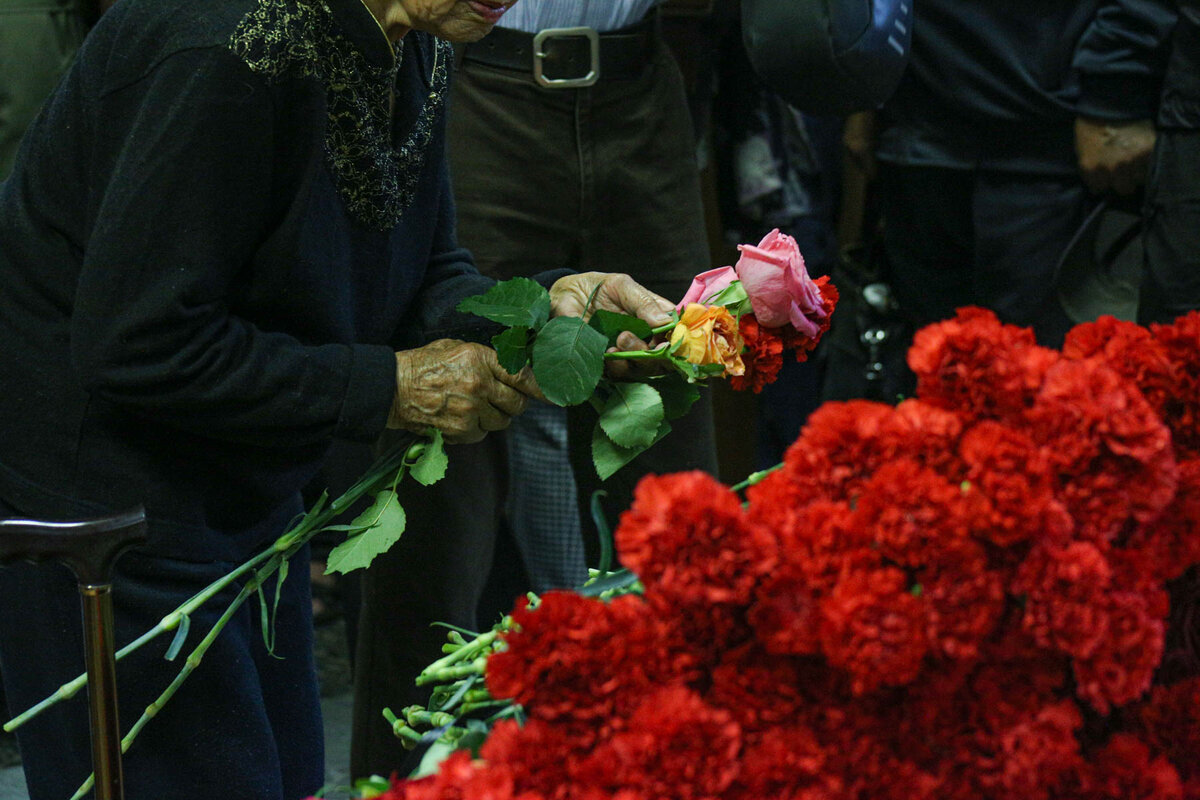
[[0, 0, 550, 560]]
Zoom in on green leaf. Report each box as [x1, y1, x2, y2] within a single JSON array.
[[706, 280, 751, 315], [410, 429, 448, 487], [531, 316, 608, 406], [492, 326, 532, 374], [651, 375, 701, 420], [164, 614, 190, 662], [588, 309, 653, 344], [598, 383, 664, 449], [592, 419, 672, 480], [325, 489, 407, 574], [413, 740, 460, 779], [669, 357, 728, 382], [456, 277, 551, 329]]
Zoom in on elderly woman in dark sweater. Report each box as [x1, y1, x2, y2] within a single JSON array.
[[0, 0, 674, 797]]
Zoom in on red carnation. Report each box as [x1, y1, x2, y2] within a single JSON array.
[[732, 724, 840, 799], [1129, 458, 1200, 582], [486, 593, 674, 727], [1152, 311, 1200, 460], [1027, 358, 1177, 544], [614, 471, 777, 609], [889, 398, 967, 476], [819, 566, 928, 694], [1129, 678, 1200, 782], [958, 420, 1073, 548], [908, 307, 1059, 424], [1015, 541, 1114, 659], [706, 642, 827, 732], [1073, 589, 1166, 713], [1081, 734, 1183, 800], [384, 750, 534, 800], [954, 703, 1082, 800], [1063, 316, 1176, 419], [776, 399, 903, 504], [576, 685, 742, 799], [747, 497, 877, 655], [730, 314, 785, 393], [919, 540, 1006, 662], [851, 458, 975, 568], [478, 719, 584, 799]]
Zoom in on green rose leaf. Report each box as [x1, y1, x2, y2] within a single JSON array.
[[669, 357, 728, 382], [706, 280, 751, 315], [410, 429, 449, 487], [325, 489, 407, 574], [492, 326, 532, 374], [531, 316, 608, 406], [599, 382, 664, 449], [592, 418, 672, 481], [456, 277, 551, 330], [588, 309, 653, 344], [652, 375, 702, 420]]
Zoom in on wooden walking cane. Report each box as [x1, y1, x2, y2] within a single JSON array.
[[0, 507, 148, 800]]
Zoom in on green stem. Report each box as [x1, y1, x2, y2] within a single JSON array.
[[603, 348, 670, 361], [6, 435, 428, 737], [419, 630, 497, 679], [3, 546, 277, 735], [651, 320, 677, 336], [415, 658, 488, 686], [730, 463, 783, 493], [68, 561, 275, 800]]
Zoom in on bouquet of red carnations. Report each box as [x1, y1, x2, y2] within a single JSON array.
[[354, 308, 1200, 800]]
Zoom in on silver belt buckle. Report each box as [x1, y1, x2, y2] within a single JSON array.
[[532, 26, 600, 89]]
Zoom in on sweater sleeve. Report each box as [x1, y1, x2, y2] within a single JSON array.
[[1071, 0, 1178, 120], [70, 47, 397, 447], [402, 160, 572, 347]]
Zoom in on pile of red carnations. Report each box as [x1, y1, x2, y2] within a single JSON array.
[[381, 308, 1200, 800]]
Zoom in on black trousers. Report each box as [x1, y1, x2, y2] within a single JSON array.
[[0, 495, 323, 800], [1140, 129, 1200, 325], [877, 163, 1086, 348], [350, 38, 718, 780]]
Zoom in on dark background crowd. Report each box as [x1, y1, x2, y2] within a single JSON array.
[[1, 0, 1197, 793]]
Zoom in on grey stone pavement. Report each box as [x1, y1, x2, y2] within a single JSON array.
[[0, 619, 357, 800]]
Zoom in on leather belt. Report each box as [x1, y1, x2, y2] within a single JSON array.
[[460, 13, 659, 88]]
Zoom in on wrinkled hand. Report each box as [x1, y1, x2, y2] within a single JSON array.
[[1075, 117, 1156, 196], [550, 272, 677, 378], [388, 339, 541, 443], [550, 271, 675, 349]]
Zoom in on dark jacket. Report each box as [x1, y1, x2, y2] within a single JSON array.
[[0, 0, 548, 561], [1160, 0, 1200, 128], [878, 0, 1178, 173]]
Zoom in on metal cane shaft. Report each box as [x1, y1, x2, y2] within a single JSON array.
[[80, 584, 123, 800]]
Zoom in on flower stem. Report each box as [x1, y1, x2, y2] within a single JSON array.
[[5, 434, 427, 738], [730, 463, 783, 493], [603, 348, 670, 360], [650, 320, 677, 336]]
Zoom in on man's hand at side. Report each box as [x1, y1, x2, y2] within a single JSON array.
[[1075, 117, 1157, 196]]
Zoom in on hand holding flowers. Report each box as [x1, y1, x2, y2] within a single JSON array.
[[459, 229, 838, 478]]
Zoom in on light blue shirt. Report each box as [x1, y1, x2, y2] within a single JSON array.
[[500, 0, 660, 33]]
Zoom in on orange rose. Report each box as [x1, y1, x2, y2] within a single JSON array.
[[669, 303, 746, 376]]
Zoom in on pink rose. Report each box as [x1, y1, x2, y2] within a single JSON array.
[[675, 266, 738, 312], [735, 229, 828, 335]]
